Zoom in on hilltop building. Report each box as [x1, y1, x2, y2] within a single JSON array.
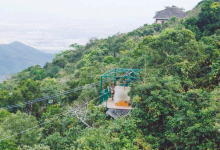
[[154, 6, 186, 24]]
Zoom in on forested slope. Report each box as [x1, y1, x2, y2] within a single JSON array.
[[0, 0, 220, 149]]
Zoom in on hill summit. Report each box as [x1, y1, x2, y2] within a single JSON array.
[[0, 41, 54, 79]]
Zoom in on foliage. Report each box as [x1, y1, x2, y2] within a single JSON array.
[[18, 144, 50, 150], [16, 65, 46, 81], [41, 132, 67, 150], [0, 0, 220, 149], [0, 111, 42, 147], [131, 76, 220, 149], [0, 109, 10, 122], [183, 1, 220, 39], [72, 118, 151, 150], [0, 127, 17, 150]]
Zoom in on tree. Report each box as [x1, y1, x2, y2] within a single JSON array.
[[198, 1, 220, 36], [183, 1, 220, 39], [1, 111, 42, 146], [0, 109, 10, 123], [18, 144, 50, 150], [17, 79, 42, 116], [41, 104, 64, 137], [0, 127, 17, 150], [73, 119, 150, 150], [69, 43, 83, 50], [41, 132, 67, 150], [103, 56, 115, 64], [40, 78, 66, 105], [0, 90, 11, 107], [131, 75, 220, 149], [16, 65, 46, 81]]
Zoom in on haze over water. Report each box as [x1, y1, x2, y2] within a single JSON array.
[[0, 0, 201, 53], [0, 13, 134, 53]]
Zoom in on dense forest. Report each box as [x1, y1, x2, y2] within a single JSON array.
[[0, 0, 220, 149]]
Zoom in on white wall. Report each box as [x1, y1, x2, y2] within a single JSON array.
[[114, 86, 130, 103], [156, 19, 168, 24]]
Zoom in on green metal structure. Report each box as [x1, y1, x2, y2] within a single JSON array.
[[100, 68, 142, 105]]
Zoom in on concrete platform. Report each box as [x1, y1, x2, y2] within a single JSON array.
[[101, 98, 133, 110]]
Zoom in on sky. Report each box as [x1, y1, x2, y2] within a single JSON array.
[[0, 0, 202, 25], [0, 0, 203, 52]]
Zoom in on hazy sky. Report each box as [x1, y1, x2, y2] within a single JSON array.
[[0, 0, 202, 25], [0, 0, 203, 51]]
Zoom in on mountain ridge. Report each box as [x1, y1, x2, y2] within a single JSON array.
[[0, 41, 54, 78]]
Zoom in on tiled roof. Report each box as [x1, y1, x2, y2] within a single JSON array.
[[154, 6, 186, 19]]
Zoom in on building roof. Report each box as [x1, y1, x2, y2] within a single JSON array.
[[154, 6, 186, 19]]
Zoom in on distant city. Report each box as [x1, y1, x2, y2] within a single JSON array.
[[0, 13, 135, 54]]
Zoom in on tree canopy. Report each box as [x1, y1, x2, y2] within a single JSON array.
[[0, 0, 220, 149]]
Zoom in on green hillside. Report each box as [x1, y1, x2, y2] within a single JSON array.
[[0, 41, 54, 77], [0, 0, 220, 149]]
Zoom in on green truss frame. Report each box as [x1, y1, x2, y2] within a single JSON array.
[[100, 68, 142, 104]]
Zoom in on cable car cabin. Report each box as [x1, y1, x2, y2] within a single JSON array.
[[101, 85, 132, 110], [99, 68, 142, 117]]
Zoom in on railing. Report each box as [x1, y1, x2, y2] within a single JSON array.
[[100, 87, 111, 105]]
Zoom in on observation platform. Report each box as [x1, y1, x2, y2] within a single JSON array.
[[101, 98, 133, 110]]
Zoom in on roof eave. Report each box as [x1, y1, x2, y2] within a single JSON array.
[[154, 18, 169, 19]]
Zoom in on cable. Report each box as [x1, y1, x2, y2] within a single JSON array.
[[0, 83, 98, 110], [0, 79, 113, 110], [0, 91, 110, 142]]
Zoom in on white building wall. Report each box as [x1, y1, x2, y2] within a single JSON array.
[[156, 19, 168, 24]]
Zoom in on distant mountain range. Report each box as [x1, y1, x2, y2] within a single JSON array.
[[0, 41, 54, 80]]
